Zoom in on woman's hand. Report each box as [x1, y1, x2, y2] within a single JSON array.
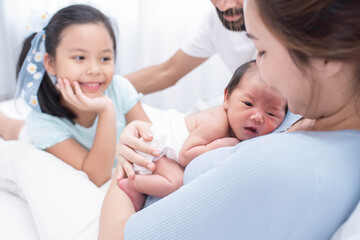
[[116, 120, 160, 179], [57, 78, 113, 114]]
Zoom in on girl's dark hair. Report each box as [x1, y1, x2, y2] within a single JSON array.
[[16, 4, 117, 121], [225, 59, 257, 95]]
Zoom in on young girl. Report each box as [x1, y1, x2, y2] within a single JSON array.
[[15, 4, 149, 187], [119, 60, 288, 211]]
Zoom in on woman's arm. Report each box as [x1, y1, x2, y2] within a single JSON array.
[[99, 166, 135, 240], [119, 132, 360, 239]]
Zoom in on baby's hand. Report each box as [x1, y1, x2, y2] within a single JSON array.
[[57, 78, 113, 114]]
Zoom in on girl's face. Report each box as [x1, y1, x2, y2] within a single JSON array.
[[45, 23, 115, 98], [224, 73, 286, 140], [243, 0, 313, 116]]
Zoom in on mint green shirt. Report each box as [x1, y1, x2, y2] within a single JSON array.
[[25, 75, 142, 166]]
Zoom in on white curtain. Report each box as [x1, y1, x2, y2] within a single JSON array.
[[0, 0, 231, 112]]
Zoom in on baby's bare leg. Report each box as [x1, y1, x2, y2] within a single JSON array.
[[119, 157, 184, 211], [0, 112, 24, 140], [131, 156, 184, 197]]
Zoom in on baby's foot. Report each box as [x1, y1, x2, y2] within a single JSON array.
[[119, 178, 146, 212], [0, 112, 11, 139], [0, 112, 24, 140]]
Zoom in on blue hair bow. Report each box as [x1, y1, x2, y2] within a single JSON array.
[[16, 10, 51, 112], [15, 30, 46, 112]]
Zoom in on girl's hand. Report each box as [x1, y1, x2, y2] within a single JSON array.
[[57, 78, 113, 114], [116, 120, 160, 179]]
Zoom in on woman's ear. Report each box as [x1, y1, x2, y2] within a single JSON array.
[[223, 88, 230, 110], [312, 58, 343, 78], [43, 53, 56, 76]]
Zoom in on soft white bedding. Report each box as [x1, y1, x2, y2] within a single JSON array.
[[0, 100, 37, 239], [0, 99, 172, 239], [0, 191, 40, 240]]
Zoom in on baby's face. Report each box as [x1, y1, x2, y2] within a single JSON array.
[[224, 74, 286, 140]]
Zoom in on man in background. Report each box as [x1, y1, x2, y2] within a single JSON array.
[[126, 0, 256, 104]]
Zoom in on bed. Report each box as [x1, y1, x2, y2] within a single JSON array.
[[0, 100, 40, 239], [0, 98, 180, 239]]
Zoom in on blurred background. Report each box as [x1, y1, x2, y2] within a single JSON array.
[[0, 0, 231, 113]]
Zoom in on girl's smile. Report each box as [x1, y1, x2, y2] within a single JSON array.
[[44, 23, 115, 101], [78, 81, 104, 90]]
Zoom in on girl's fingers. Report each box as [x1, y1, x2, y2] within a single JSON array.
[[56, 78, 65, 93], [73, 81, 82, 95], [58, 78, 109, 113], [62, 78, 77, 102], [57, 78, 71, 102], [62, 78, 84, 107], [73, 81, 87, 103]]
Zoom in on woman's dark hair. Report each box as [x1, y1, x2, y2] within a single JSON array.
[[253, 0, 360, 79], [16, 4, 117, 121], [253, 0, 360, 114], [225, 59, 256, 95]]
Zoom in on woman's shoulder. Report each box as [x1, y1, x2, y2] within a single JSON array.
[[271, 130, 360, 147], [253, 129, 360, 145], [242, 130, 360, 158]]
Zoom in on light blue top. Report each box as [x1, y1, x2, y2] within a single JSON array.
[[125, 130, 360, 240], [25, 75, 141, 166]]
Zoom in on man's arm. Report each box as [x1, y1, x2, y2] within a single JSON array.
[[125, 49, 207, 94]]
